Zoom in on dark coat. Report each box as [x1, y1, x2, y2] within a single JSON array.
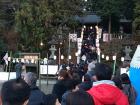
[[61, 90, 71, 105], [28, 86, 46, 105], [78, 81, 92, 91], [52, 80, 68, 102]]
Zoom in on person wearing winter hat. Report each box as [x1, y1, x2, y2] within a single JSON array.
[[24, 72, 46, 105]]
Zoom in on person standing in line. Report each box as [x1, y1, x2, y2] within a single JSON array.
[[15, 62, 25, 79], [61, 79, 80, 105], [1, 78, 30, 105], [52, 70, 71, 103], [87, 63, 129, 105], [121, 73, 136, 105], [24, 72, 46, 105]]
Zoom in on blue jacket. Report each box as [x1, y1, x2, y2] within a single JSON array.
[[28, 86, 46, 105]]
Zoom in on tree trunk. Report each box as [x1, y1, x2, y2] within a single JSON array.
[[108, 15, 111, 41]]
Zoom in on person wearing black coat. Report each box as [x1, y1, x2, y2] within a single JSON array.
[[52, 70, 70, 103], [24, 72, 46, 105], [52, 79, 68, 103]]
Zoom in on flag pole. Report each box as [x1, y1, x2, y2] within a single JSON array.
[[68, 34, 71, 66], [38, 53, 41, 89], [112, 54, 117, 78], [46, 53, 49, 85], [8, 51, 12, 80], [5, 64, 8, 72]]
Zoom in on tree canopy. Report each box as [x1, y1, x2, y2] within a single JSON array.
[[15, 0, 52, 52], [133, 0, 140, 30], [15, 0, 83, 52], [92, 0, 122, 18], [91, 0, 134, 33]]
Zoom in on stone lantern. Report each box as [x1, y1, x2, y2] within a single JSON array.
[[49, 45, 57, 59]]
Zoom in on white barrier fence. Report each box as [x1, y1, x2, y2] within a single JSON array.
[[40, 65, 58, 75], [0, 72, 16, 81]]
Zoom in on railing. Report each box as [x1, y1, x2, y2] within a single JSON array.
[[111, 33, 132, 39]]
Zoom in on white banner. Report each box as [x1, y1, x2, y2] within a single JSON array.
[[69, 33, 77, 42], [3, 52, 8, 65], [40, 65, 58, 75], [98, 28, 102, 38], [103, 33, 109, 42]]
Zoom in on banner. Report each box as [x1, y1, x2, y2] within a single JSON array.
[[3, 52, 8, 65], [103, 32, 109, 42], [69, 33, 77, 42], [98, 28, 102, 39]]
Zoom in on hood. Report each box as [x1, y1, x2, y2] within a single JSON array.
[[87, 83, 128, 105]]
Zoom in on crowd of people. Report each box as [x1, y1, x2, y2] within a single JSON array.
[[0, 61, 137, 105]]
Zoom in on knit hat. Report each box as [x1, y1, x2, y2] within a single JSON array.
[[24, 72, 37, 86]]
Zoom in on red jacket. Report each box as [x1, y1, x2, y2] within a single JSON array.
[[87, 84, 129, 105]]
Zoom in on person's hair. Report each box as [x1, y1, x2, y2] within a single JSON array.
[[83, 74, 91, 82], [112, 76, 123, 89], [72, 73, 81, 82], [24, 72, 38, 86], [58, 70, 69, 79], [1, 78, 30, 105], [65, 91, 94, 105], [120, 73, 130, 84], [65, 79, 80, 91], [43, 94, 58, 105], [94, 63, 113, 80]]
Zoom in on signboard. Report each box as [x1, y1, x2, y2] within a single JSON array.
[[103, 33, 109, 42], [69, 33, 77, 42], [18, 53, 40, 65], [98, 28, 102, 38], [19, 53, 40, 61]]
